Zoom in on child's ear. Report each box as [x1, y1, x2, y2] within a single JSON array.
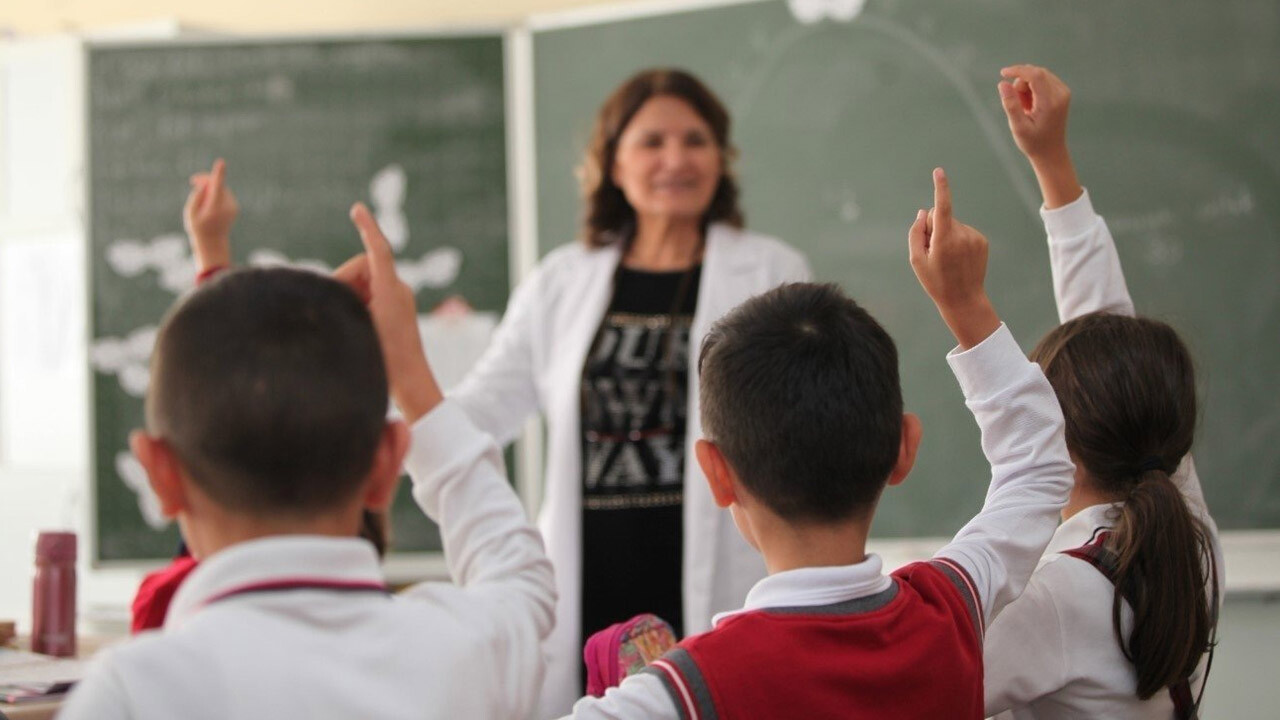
[[362, 420, 410, 510], [696, 439, 736, 508], [887, 413, 923, 487], [129, 430, 188, 517]]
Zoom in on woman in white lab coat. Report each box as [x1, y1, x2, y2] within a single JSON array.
[[448, 68, 810, 716]]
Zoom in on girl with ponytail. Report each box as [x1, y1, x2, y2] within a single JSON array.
[[982, 66, 1223, 720]]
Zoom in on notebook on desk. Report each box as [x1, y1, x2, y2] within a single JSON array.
[[0, 648, 85, 703]]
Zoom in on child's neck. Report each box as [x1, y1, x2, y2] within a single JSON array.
[[753, 512, 872, 575], [1061, 475, 1124, 521], [183, 502, 364, 560]]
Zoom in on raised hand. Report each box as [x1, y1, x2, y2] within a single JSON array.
[[332, 253, 372, 305], [348, 202, 442, 423], [908, 168, 1001, 349], [998, 65, 1082, 209], [183, 158, 238, 272]]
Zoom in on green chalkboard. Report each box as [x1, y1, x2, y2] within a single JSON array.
[[533, 0, 1280, 534], [88, 36, 509, 562]]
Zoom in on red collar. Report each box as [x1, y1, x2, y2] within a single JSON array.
[[203, 578, 389, 607]]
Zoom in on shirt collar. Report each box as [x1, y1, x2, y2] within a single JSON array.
[[165, 535, 384, 629], [711, 554, 894, 627], [1041, 502, 1123, 562]]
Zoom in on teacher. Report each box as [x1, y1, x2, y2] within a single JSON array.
[[449, 68, 811, 715]]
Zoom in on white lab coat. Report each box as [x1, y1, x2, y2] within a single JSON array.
[[449, 222, 811, 716]]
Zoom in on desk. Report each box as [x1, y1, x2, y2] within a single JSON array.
[[1, 697, 61, 720], [0, 635, 123, 720]]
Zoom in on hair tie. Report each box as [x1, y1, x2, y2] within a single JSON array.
[[1136, 456, 1165, 474]]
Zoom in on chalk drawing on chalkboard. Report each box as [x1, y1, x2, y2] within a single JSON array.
[[398, 248, 463, 291], [105, 234, 196, 294], [730, 13, 1040, 219], [245, 248, 333, 276], [788, 0, 867, 25], [371, 164, 410, 252], [91, 326, 157, 397], [1198, 187, 1255, 222], [94, 237, 466, 400], [115, 452, 169, 530]]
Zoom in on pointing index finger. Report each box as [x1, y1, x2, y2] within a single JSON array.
[[207, 159, 226, 205], [350, 202, 395, 273], [932, 168, 951, 225]]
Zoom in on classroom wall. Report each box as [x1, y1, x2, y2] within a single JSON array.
[[0, 0, 603, 36]]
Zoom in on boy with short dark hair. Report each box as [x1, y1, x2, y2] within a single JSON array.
[[564, 169, 1076, 719], [60, 204, 555, 720]]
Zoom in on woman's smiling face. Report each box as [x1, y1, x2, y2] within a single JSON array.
[[611, 94, 723, 226]]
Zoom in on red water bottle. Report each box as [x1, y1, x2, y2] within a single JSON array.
[[31, 531, 76, 657]]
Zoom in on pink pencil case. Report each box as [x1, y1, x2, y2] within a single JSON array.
[[583, 613, 678, 697]]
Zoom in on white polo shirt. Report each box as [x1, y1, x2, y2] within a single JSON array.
[[59, 402, 555, 720]]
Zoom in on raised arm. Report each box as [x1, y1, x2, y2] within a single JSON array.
[[183, 158, 237, 276], [999, 65, 1134, 321], [338, 238, 547, 444], [909, 169, 1075, 623], [347, 206, 555, 715], [1000, 65, 1221, 531]]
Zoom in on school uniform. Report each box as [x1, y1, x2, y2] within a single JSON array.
[[449, 223, 810, 715], [983, 190, 1225, 720], [562, 322, 1076, 719], [58, 402, 555, 720]]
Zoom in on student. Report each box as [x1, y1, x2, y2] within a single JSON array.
[[59, 202, 555, 719], [983, 64, 1223, 719], [561, 169, 1076, 719], [128, 162, 392, 635]]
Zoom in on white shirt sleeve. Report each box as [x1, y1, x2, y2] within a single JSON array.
[[55, 654, 133, 720], [933, 324, 1076, 623], [982, 561, 1073, 715], [1043, 189, 1136, 322], [447, 261, 548, 446], [558, 672, 680, 720], [400, 400, 556, 719]]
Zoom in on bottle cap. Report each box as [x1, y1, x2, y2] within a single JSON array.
[[35, 531, 77, 562]]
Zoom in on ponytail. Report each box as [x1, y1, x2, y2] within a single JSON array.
[[1110, 468, 1213, 699], [1031, 312, 1215, 701]]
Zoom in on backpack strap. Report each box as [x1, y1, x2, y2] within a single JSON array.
[[1061, 529, 1213, 720]]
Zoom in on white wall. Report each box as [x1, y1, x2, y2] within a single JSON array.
[[0, 0, 603, 36]]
